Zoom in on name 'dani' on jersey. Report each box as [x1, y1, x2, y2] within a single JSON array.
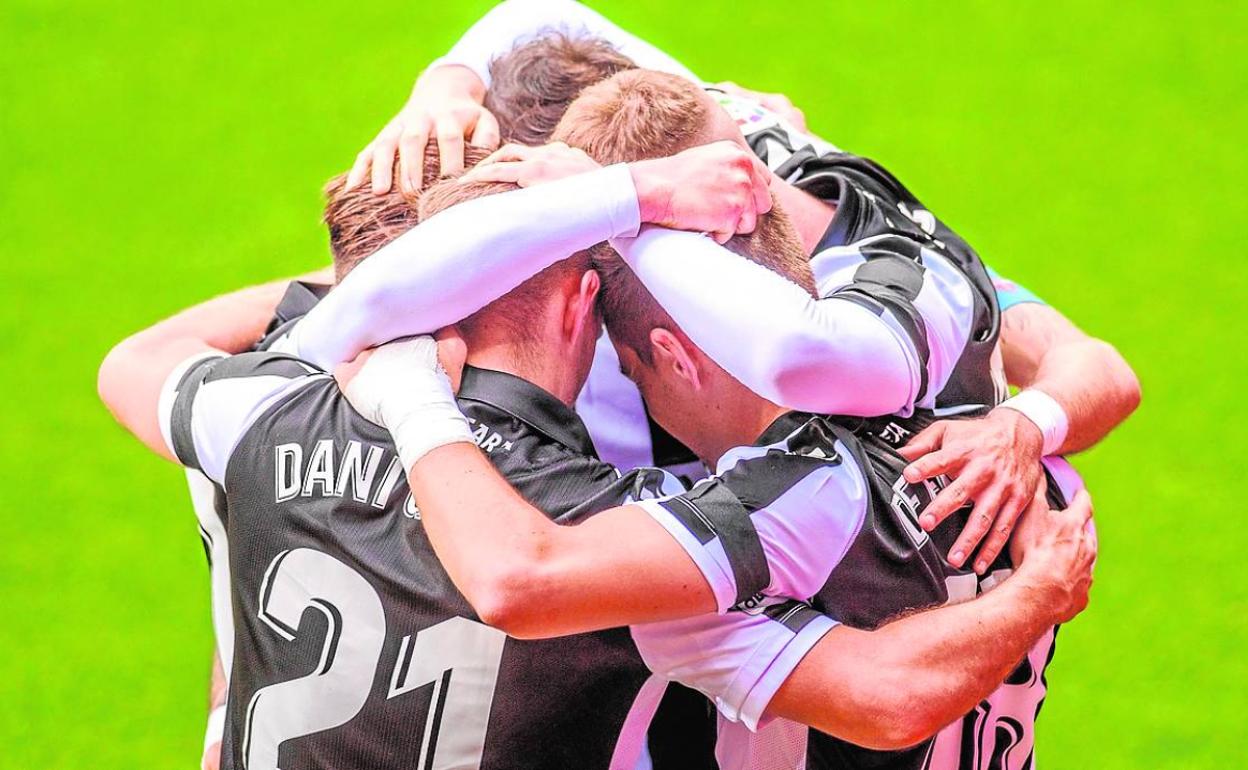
[[274, 439, 406, 507]]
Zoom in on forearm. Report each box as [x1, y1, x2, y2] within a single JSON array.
[[772, 575, 1056, 749], [611, 227, 919, 415], [97, 271, 326, 460], [1000, 304, 1141, 454], [434, 0, 700, 87], [292, 165, 639, 369], [407, 444, 715, 638]]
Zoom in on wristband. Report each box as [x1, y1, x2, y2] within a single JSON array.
[[202, 704, 226, 762], [343, 337, 474, 469], [999, 389, 1069, 455]]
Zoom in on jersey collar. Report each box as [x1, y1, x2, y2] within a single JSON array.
[[457, 365, 598, 457]]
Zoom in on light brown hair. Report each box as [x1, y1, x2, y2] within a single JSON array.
[[322, 143, 492, 282], [485, 32, 636, 145], [552, 69, 817, 363]]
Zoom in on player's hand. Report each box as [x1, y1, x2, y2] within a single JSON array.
[[1010, 489, 1097, 625], [346, 65, 501, 195], [713, 80, 808, 131], [458, 142, 601, 186], [336, 327, 467, 403], [630, 140, 773, 243], [898, 408, 1045, 573]]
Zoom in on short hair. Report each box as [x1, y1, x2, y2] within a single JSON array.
[[552, 70, 817, 363], [323, 143, 492, 282], [416, 178, 601, 352], [484, 32, 636, 145]]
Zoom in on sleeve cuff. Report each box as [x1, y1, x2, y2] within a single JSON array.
[[635, 498, 739, 614], [732, 613, 837, 731], [157, 352, 223, 461], [599, 163, 642, 238]]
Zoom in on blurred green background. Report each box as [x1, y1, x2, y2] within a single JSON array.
[[2, 0, 1244, 767]]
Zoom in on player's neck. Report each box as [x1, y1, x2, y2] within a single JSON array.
[[773, 181, 836, 254], [464, 345, 580, 407], [691, 388, 790, 468]]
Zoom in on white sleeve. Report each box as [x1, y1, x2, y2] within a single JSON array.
[[609, 226, 927, 417], [158, 352, 328, 486], [288, 164, 640, 370], [810, 241, 979, 409], [432, 0, 701, 87], [631, 599, 836, 731], [633, 438, 870, 613]]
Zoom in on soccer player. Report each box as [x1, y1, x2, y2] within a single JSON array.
[[348, 0, 1138, 563], [98, 148, 785, 768]]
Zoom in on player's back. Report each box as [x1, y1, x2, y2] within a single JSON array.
[[202, 356, 669, 770]]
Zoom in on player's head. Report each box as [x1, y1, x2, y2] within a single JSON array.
[[323, 143, 491, 282], [552, 69, 816, 458], [485, 32, 637, 145], [551, 69, 750, 160], [416, 179, 605, 401]]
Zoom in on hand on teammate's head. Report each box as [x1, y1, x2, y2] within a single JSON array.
[[458, 142, 601, 187], [346, 65, 502, 195], [630, 140, 773, 243]]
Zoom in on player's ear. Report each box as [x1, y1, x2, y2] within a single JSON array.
[[562, 269, 601, 345], [650, 328, 701, 390]]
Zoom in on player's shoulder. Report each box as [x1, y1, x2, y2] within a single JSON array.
[[198, 350, 324, 384], [700, 413, 868, 510]]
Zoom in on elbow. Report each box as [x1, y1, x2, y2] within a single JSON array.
[[461, 548, 556, 640], [1093, 339, 1142, 419], [97, 336, 137, 419]]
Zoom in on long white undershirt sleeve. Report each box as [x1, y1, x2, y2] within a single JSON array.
[[610, 227, 927, 417], [289, 164, 640, 370], [432, 0, 701, 87]]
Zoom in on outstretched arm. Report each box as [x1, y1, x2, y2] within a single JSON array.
[[610, 228, 954, 416], [98, 268, 332, 460], [297, 142, 771, 371]]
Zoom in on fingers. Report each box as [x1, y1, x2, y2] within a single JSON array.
[[904, 446, 962, 486], [948, 481, 1005, 568], [458, 161, 524, 185], [346, 144, 374, 191], [748, 157, 773, 217], [919, 463, 987, 531], [473, 142, 534, 168], [397, 116, 433, 194], [970, 488, 1028, 573], [370, 125, 402, 194], [470, 109, 501, 150], [436, 116, 467, 178], [898, 421, 948, 463]]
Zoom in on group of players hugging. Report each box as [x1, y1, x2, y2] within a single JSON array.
[[98, 2, 1140, 769]]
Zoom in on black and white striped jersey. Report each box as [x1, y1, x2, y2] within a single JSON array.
[[633, 408, 1084, 770], [161, 352, 831, 770]]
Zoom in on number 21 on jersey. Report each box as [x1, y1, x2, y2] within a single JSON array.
[[242, 548, 506, 770]]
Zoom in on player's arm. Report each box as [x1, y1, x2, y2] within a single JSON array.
[[346, 0, 699, 192], [609, 229, 967, 417], [632, 489, 1094, 749], [899, 278, 1140, 572], [97, 268, 332, 461], [201, 653, 227, 770], [997, 301, 1141, 453], [292, 142, 770, 371], [342, 339, 877, 637]]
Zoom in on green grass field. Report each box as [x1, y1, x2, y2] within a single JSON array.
[[2, 0, 1244, 766]]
